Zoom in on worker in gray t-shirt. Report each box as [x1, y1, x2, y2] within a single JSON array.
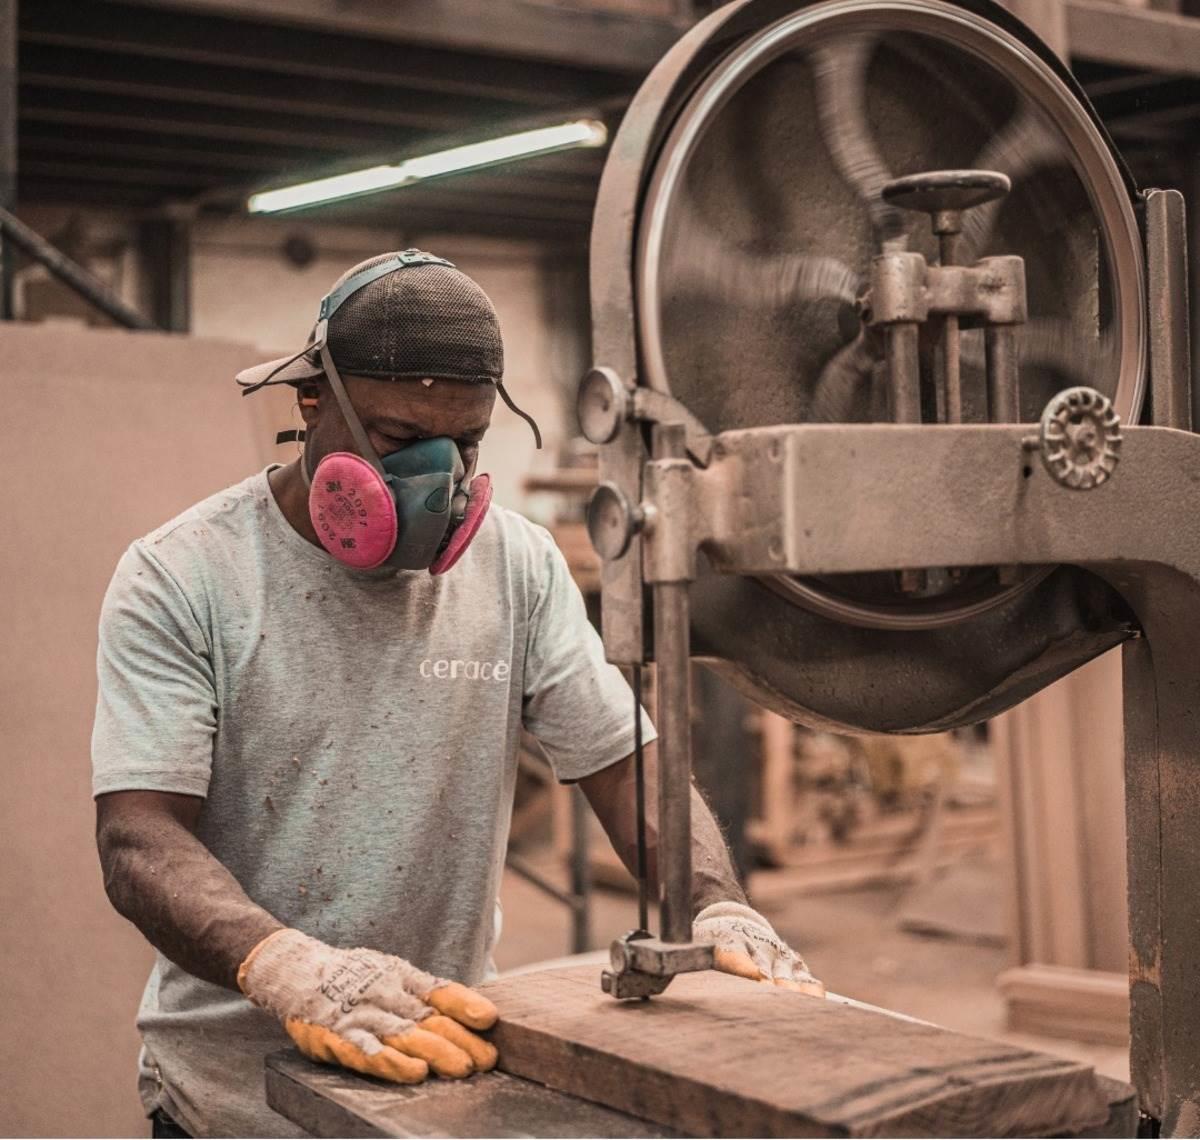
[[92, 251, 824, 1139]]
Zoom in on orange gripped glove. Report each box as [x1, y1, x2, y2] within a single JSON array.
[[238, 928, 498, 1084]]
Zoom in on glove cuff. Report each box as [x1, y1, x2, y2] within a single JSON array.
[[693, 900, 777, 934], [237, 927, 323, 1008]]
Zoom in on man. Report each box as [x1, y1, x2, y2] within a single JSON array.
[[93, 250, 823, 1139]]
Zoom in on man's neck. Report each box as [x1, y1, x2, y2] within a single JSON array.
[[269, 460, 322, 547]]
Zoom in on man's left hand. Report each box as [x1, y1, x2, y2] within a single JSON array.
[[693, 901, 826, 997]]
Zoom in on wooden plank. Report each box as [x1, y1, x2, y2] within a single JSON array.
[[480, 966, 1112, 1138], [265, 1050, 675, 1139], [1067, 0, 1200, 77], [997, 964, 1130, 1047], [266, 1048, 1138, 1139]]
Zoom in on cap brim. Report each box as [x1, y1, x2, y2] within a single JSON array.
[[236, 350, 323, 390]]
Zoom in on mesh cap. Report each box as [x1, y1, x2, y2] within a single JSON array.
[[326, 251, 503, 382], [236, 248, 541, 446], [235, 249, 503, 391]]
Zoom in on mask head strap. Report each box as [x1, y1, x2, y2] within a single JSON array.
[[319, 251, 455, 322], [310, 318, 386, 479], [496, 381, 543, 449]]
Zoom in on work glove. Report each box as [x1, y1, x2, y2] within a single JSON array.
[[238, 928, 499, 1084], [693, 900, 826, 997]]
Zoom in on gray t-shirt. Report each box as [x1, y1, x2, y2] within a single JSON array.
[[92, 467, 652, 1138]]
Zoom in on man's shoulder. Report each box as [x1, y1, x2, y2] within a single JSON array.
[[460, 505, 571, 613], [485, 503, 554, 552], [138, 470, 270, 557], [480, 504, 565, 577], [118, 470, 273, 603]]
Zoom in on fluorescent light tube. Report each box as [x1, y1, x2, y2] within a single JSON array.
[[248, 119, 608, 214]]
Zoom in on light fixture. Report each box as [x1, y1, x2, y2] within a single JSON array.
[[248, 119, 608, 214]]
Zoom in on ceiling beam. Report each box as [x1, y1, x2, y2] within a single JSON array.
[[1078, 69, 1181, 99], [1068, 0, 1200, 78], [18, 144, 601, 205], [23, 1, 644, 98], [18, 89, 435, 152], [102, 0, 684, 73], [19, 44, 491, 132], [16, 179, 593, 243], [19, 158, 216, 191], [1091, 76, 1200, 135], [17, 180, 190, 209], [18, 129, 314, 173]]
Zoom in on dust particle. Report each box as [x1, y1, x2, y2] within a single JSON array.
[[319, 778, 328, 786], [264, 795, 275, 813], [316, 866, 323, 876], [291, 756, 301, 770], [322, 893, 333, 903]]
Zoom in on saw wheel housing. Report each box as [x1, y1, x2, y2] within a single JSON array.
[[591, 0, 1144, 731]]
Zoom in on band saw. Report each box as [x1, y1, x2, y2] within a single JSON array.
[[577, 0, 1193, 1133], [262, 1, 1197, 1135]]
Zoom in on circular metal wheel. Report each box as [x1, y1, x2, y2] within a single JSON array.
[[634, 0, 1146, 631]]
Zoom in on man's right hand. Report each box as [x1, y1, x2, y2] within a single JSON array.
[[238, 928, 499, 1083]]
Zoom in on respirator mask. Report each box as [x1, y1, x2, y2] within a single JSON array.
[[301, 345, 493, 575], [238, 250, 542, 574]]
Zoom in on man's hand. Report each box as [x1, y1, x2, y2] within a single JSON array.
[[694, 901, 826, 998], [238, 929, 499, 1084]]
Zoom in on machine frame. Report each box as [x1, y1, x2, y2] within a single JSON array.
[[582, 0, 1196, 1127]]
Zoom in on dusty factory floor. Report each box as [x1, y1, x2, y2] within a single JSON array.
[[495, 854, 1129, 1084]]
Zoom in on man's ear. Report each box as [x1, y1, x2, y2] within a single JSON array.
[[297, 383, 321, 426]]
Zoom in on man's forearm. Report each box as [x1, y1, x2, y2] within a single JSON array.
[[687, 784, 748, 913], [97, 793, 283, 990], [581, 747, 747, 917]]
